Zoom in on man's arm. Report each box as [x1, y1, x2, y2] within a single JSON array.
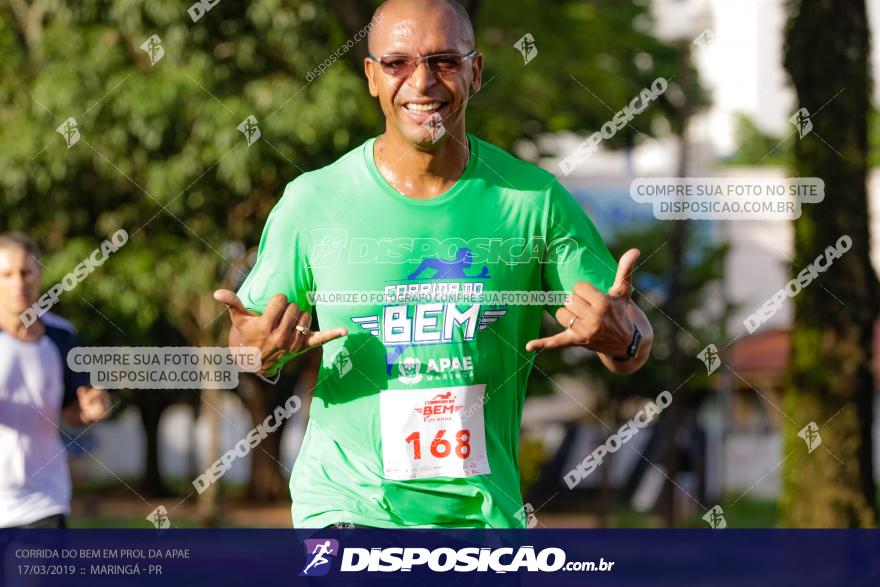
[[219, 180, 347, 379], [46, 319, 111, 426], [61, 387, 111, 427], [531, 180, 652, 374], [527, 248, 653, 375]]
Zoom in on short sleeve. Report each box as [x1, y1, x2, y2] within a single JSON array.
[[236, 180, 315, 316], [42, 317, 89, 408], [61, 330, 88, 408], [235, 181, 316, 377], [540, 181, 620, 315]]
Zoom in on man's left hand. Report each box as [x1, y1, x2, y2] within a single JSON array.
[[525, 248, 640, 357]]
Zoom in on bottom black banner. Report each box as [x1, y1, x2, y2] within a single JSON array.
[[1, 529, 878, 586]]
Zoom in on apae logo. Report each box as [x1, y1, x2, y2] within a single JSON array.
[[398, 357, 423, 385], [398, 355, 475, 385]]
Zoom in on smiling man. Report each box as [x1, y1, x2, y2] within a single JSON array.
[[215, 0, 652, 528]]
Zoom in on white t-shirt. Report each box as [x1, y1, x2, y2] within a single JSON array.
[[0, 313, 83, 527]]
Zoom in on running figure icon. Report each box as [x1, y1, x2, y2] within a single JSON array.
[[302, 540, 336, 576], [406, 247, 489, 280]]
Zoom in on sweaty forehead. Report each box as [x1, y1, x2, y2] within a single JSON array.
[[370, 5, 471, 55]]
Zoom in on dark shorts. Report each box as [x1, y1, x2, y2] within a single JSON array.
[[14, 514, 67, 529]]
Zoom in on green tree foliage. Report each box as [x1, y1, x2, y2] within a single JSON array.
[[1, 0, 382, 497], [469, 0, 685, 155], [726, 112, 791, 166]]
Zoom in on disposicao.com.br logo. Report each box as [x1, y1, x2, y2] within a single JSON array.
[[299, 538, 614, 575]]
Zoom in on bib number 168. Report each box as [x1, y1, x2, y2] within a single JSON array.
[[405, 428, 471, 460]]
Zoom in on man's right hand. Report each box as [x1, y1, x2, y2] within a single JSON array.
[[213, 290, 348, 376]]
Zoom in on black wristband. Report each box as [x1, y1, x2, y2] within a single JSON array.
[[611, 324, 642, 362]]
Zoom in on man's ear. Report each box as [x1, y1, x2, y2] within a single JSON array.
[[470, 53, 483, 93], [365, 59, 379, 97]]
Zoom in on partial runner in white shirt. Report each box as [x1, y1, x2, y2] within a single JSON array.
[[0, 233, 111, 529]]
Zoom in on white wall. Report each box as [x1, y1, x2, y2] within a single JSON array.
[[691, 0, 880, 157]]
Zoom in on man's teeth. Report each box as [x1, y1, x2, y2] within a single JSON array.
[[405, 102, 442, 113]]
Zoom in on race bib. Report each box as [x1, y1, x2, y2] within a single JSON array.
[[380, 384, 491, 480]]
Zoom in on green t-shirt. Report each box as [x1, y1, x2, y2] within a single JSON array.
[[236, 133, 618, 528]]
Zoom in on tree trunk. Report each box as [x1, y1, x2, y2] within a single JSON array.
[[781, 0, 878, 527], [661, 39, 692, 527], [239, 374, 288, 501], [136, 396, 172, 496], [239, 349, 322, 502], [199, 388, 222, 527]]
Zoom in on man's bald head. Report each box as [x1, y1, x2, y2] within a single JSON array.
[[364, 0, 482, 148], [367, 0, 475, 56]]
